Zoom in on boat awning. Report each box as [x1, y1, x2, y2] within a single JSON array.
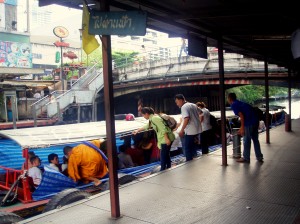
[[0, 118, 149, 149]]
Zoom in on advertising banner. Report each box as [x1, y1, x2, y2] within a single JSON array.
[[0, 41, 32, 68]]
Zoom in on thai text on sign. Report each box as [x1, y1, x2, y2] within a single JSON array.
[[89, 11, 147, 36]]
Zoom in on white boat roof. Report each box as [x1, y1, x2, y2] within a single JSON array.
[[0, 112, 236, 150], [0, 118, 149, 149]]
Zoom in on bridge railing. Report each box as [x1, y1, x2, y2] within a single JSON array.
[[112, 45, 286, 83]]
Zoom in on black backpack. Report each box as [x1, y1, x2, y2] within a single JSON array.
[[209, 114, 217, 128]]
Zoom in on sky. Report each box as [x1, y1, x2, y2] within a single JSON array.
[[16, 1, 182, 49], [17, 1, 82, 42]]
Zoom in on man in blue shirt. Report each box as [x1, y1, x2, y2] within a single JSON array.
[[227, 93, 264, 163]]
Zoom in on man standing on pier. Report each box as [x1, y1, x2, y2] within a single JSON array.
[[175, 94, 202, 161], [227, 93, 264, 163]]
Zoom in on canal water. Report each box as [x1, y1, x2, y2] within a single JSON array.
[[268, 99, 300, 119]]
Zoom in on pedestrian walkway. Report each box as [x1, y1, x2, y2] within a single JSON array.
[[21, 119, 300, 224]]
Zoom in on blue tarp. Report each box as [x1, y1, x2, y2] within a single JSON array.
[[0, 138, 126, 173], [31, 145, 223, 201]]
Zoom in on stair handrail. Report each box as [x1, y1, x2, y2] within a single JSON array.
[[71, 63, 100, 89], [86, 69, 103, 90], [30, 90, 64, 121]]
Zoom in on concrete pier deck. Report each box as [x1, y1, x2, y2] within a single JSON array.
[[21, 119, 300, 224]]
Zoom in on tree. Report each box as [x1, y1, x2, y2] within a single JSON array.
[[112, 51, 139, 68], [81, 48, 103, 68], [226, 85, 289, 105]]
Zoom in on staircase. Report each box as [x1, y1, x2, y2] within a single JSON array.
[[31, 64, 104, 123]]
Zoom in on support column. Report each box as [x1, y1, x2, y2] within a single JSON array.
[[100, 0, 120, 218], [77, 104, 81, 123], [12, 96, 17, 129], [217, 38, 227, 166], [286, 68, 292, 131], [264, 59, 270, 143]]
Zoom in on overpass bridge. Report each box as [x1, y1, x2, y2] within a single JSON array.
[[112, 51, 288, 97], [31, 50, 290, 123]]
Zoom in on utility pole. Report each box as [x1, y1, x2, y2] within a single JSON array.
[[60, 37, 64, 91], [26, 0, 30, 33]]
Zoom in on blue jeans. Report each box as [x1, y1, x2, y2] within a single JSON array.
[[184, 134, 198, 161], [160, 143, 172, 170], [243, 124, 263, 161], [180, 136, 185, 156]]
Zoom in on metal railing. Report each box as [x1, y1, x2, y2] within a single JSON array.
[[0, 166, 22, 190], [112, 45, 286, 82], [31, 63, 104, 124], [71, 63, 100, 89]]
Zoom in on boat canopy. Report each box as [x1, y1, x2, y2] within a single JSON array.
[[0, 118, 149, 150]]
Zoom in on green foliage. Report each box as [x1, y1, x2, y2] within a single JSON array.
[[226, 85, 289, 104], [112, 51, 139, 68], [42, 76, 54, 81], [66, 70, 79, 80], [82, 48, 103, 68], [81, 48, 139, 69]]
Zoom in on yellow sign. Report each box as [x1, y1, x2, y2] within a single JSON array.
[[53, 26, 69, 38]]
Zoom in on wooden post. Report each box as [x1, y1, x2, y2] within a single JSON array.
[[99, 0, 121, 218]]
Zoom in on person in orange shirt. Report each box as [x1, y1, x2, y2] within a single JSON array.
[[63, 139, 108, 186]]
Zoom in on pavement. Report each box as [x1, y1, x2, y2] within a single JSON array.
[[20, 119, 300, 224]]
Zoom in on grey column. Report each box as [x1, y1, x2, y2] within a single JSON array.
[[217, 38, 227, 166]]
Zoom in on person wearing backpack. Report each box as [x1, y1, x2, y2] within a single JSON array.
[[132, 107, 175, 171], [227, 93, 264, 163]]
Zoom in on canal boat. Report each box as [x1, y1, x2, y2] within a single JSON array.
[[0, 115, 190, 221]]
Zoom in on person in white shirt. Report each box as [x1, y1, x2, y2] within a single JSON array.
[[48, 153, 61, 172], [28, 156, 42, 187], [33, 91, 41, 99], [196, 102, 212, 154], [175, 94, 202, 161]]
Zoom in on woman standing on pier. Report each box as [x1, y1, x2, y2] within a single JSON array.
[[132, 107, 175, 171]]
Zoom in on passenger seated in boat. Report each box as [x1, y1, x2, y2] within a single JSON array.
[[63, 140, 108, 186], [118, 145, 134, 169], [128, 134, 146, 166], [47, 153, 62, 172], [28, 156, 42, 188], [139, 131, 160, 164], [22, 151, 36, 170]]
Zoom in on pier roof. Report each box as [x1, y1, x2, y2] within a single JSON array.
[[39, 0, 299, 73]]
